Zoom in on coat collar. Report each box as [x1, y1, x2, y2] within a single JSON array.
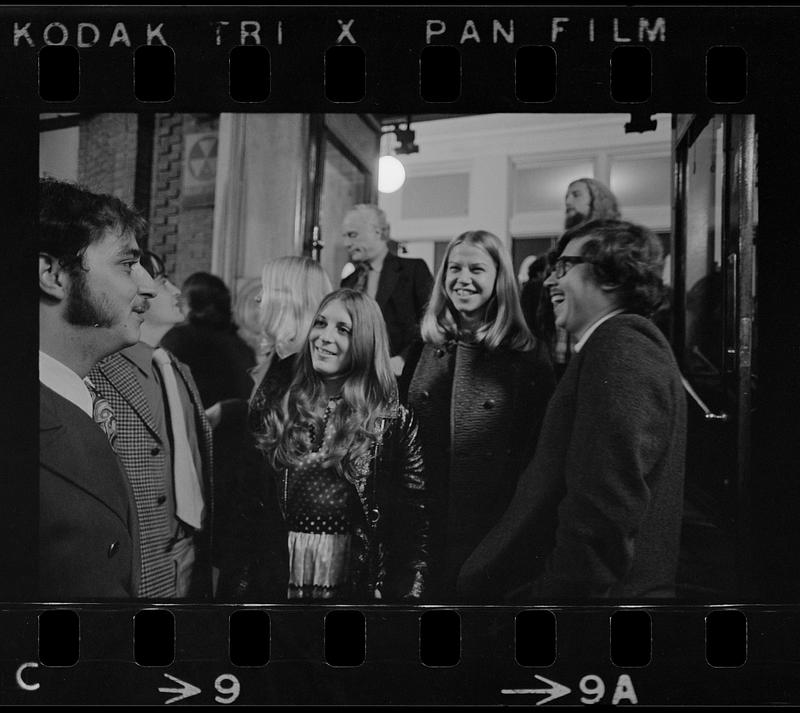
[[92, 352, 161, 440]]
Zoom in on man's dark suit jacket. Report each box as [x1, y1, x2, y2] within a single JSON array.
[[39, 383, 141, 599], [457, 314, 687, 600], [341, 251, 433, 358]]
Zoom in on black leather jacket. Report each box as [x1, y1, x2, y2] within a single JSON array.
[[347, 403, 429, 600], [219, 357, 430, 602]]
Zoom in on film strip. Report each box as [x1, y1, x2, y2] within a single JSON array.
[[5, 4, 800, 706]]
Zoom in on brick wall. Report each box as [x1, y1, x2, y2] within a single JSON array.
[[78, 114, 138, 204], [150, 113, 219, 287]]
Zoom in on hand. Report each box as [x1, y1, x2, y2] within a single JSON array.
[[390, 355, 406, 377], [205, 402, 222, 429]]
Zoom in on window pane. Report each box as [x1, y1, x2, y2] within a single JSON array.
[[319, 139, 368, 283], [401, 173, 470, 219], [610, 155, 670, 207], [514, 161, 594, 213]]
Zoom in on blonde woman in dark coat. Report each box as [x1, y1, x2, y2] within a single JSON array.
[[400, 230, 555, 601]]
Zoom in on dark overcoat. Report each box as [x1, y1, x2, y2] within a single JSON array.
[[403, 338, 555, 599], [457, 314, 687, 600]]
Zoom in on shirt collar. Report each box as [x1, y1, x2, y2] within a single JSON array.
[[39, 349, 94, 418], [120, 341, 156, 377], [573, 309, 626, 353], [369, 249, 387, 274]]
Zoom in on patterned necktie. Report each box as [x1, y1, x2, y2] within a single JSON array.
[[83, 377, 118, 450], [152, 347, 205, 531], [352, 261, 371, 292]]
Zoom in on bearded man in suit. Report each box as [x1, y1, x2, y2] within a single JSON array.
[[340, 204, 433, 376], [38, 178, 156, 599]]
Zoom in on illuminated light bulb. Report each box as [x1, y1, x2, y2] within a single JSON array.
[[378, 155, 406, 193]]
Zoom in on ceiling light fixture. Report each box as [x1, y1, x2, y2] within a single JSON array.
[[378, 116, 420, 194]]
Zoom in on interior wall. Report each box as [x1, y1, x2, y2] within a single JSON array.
[[380, 113, 672, 275]]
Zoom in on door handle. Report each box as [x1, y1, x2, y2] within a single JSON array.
[[681, 376, 729, 422]]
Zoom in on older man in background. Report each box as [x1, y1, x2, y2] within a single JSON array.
[[340, 204, 433, 375]]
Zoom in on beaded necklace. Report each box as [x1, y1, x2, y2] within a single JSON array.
[[307, 394, 342, 452], [282, 394, 343, 514]]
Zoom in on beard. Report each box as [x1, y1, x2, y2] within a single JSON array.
[[64, 269, 115, 328], [564, 210, 587, 229]]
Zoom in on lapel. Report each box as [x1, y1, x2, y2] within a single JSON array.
[[94, 353, 162, 443], [375, 252, 400, 310], [172, 355, 214, 475], [39, 383, 133, 528]]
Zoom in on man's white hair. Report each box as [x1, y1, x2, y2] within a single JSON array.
[[349, 203, 390, 240]]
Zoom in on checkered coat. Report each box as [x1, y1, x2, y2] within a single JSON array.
[[89, 349, 214, 599]]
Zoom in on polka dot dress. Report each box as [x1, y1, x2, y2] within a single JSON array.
[[285, 397, 360, 600]]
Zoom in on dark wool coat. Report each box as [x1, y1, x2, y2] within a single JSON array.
[[457, 314, 687, 600], [341, 252, 433, 359], [90, 351, 214, 599], [215, 355, 294, 602], [403, 338, 555, 599], [39, 384, 141, 599]]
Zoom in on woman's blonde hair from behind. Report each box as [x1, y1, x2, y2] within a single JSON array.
[[258, 256, 332, 358]]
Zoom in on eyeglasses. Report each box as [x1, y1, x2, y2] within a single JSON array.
[[551, 256, 587, 279]]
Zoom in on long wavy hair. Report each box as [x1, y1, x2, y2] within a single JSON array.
[[259, 289, 398, 472], [258, 256, 332, 358], [420, 230, 535, 351]]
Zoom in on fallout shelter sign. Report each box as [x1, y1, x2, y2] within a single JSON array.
[[182, 132, 217, 208]]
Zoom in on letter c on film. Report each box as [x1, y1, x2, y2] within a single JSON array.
[[16, 662, 40, 691]]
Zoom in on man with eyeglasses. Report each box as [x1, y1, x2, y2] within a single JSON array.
[[542, 178, 622, 380], [458, 219, 686, 600]]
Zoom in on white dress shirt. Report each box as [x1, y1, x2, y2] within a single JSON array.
[[573, 309, 626, 353], [39, 350, 93, 417]]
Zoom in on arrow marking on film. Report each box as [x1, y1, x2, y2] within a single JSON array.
[[501, 675, 572, 705], [158, 673, 201, 704]]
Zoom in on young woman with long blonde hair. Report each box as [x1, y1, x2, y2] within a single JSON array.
[[401, 230, 555, 601]]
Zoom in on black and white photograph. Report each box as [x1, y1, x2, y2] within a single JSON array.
[[36, 110, 761, 605], [5, 4, 800, 707]]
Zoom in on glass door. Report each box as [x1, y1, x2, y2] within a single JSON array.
[[673, 114, 757, 598], [304, 115, 378, 287]]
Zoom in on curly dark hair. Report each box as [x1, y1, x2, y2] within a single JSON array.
[[39, 177, 147, 275], [559, 219, 666, 316]]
